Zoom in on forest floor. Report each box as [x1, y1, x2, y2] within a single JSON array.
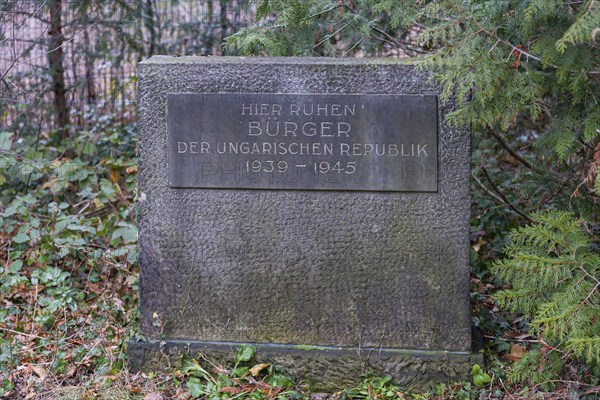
[[1, 254, 598, 399]]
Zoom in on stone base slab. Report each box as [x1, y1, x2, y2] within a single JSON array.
[[128, 339, 483, 391]]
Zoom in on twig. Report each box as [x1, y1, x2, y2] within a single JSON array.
[[0, 327, 46, 340], [473, 171, 508, 204], [0, 1, 49, 45], [370, 25, 427, 55], [0, 19, 49, 82], [481, 166, 532, 222], [531, 379, 597, 390], [313, 21, 351, 48], [579, 265, 600, 285], [24, 115, 43, 195], [473, 169, 532, 222], [311, 4, 340, 18], [342, 35, 365, 56], [483, 334, 547, 345], [583, 282, 599, 305], [341, 0, 427, 56], [6, 22, 97, 74], [498, 377, 517, 400], [488, 130, 534, 171]]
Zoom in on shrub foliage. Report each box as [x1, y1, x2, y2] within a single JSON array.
[[227, 0, 600, 219], [493, 211, 600, 383]]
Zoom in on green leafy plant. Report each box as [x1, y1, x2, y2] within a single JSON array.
[[470, 364, 491, 388], [181, 346, 304, 399], [0, 119, 139, 396], [493, 211, 600, 385], [339, 375, 403, 399]]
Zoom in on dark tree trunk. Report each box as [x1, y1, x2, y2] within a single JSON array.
[[48, 0, 69, 137], [204, 0, 214, 55], [84, 29, 96, 105], [144, 0, 157, 57], [220, 0, 228, 54]]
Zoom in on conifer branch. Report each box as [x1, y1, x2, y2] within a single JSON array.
[[583, 282, 599, 304], [494, 211, 600, 378], [579, 265, 600, 285], [446, 1, 558, 68]]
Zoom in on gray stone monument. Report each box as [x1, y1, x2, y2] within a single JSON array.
[[129, 56, 482, 390]]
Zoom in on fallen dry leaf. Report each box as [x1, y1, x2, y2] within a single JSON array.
[[126, 384, 143, 393], [506, 330, 535, 340], [473, 236, 485, 252], [109, 169, 120, 184], [143, 393, 164, 400], [31, 365, 47, 380], [249, 363, 270, 377], [505, 343, 527, 362]]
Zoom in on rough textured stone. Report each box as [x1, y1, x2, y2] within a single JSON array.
[[129, 340, 481, 391], [131, 56, 477, 387]]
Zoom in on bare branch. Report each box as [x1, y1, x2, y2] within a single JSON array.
[[488, 130, 534, 170], [476, 167, 532, 222]]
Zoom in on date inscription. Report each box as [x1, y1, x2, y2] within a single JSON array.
[[167, 93, 438, 191]]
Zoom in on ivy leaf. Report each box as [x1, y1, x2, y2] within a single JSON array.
[[0, 132, 12, 151], [10, 260, 22, 273], [3, 206, 17, 217], [111, 222, 138, 243], [12, 233, 29, 244]]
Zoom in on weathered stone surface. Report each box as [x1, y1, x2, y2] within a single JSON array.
[[131, 56, 476, 387], [129, 340, 482, 391]]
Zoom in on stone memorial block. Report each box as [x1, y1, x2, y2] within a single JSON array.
[[129, 56, 481, 389]]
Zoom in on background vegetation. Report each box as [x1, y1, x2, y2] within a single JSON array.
[[1, 0, 598, 398]]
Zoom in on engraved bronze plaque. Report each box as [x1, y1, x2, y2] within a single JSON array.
[[167, 93, 438, 191]]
